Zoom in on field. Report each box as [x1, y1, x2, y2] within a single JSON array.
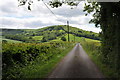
[[49, 34, 100, 43], [32, 36, 43, 40], [1, 36, 22, 43], [2, 38, 23, 43]]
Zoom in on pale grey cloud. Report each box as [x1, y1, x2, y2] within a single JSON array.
[[53, 6, 85, 17], [0, 0, 101, 33]]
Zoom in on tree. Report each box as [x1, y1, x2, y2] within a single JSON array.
[[2, 40, 7, 43], [84, 2, 120, 78], [29, 36, 33, 39], [41, 37, 47, 42], [61, 36, 66, 41], [18, 0, 79, 10]]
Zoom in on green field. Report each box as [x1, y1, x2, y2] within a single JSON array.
[[65, 34, 83, 42], [1, 36, 22, 43], [49, 34, 100, 43], [32, 36, 43, 40], [65, 34, 100, 43]]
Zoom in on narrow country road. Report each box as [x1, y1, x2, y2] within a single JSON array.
[[48, 43, 104, 78]]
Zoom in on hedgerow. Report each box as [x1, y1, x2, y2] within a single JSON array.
[[2, 42, 74, 79]]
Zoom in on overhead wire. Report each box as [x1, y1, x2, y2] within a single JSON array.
[[38, 0, 81, 20], [42, 1, 58, 19], [41, 0, 81, 26], [42, 1, 80, 21]]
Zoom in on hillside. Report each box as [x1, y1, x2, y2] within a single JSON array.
[[2, 25, 102, 79], [1, 25, 100, 43]]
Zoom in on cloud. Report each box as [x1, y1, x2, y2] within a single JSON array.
[[0, 0, 101, 33], [53, 5, 85, 18], [1, 16, 64, 29]]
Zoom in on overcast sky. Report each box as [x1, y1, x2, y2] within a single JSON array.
[[0, 0, 101, 33]]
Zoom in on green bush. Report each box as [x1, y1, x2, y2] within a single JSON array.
[[2, 40, 7, 43], [61, 36, 66, 41], [2, 42, 74, 79]]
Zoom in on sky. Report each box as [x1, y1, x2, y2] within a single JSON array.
[[0, 0, 102, 33]]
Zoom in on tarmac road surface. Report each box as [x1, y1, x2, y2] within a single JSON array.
[[48, 43, 104, 78]]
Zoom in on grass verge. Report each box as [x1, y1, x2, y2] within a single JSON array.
[[20, 42, 75, 78], [81, 40, 117, 78]]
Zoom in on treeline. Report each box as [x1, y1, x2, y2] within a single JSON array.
[[41, 30, 65, 42], [2, 29, 24, 35], [61, 25, 100, 40], [4, 35, 32, 42], [70, 32, 100, 40]]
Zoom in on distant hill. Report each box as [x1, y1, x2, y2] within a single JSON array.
[[1, 25, 100, 43]]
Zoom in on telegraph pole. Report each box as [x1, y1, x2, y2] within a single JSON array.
[[67, 21, 70, 42]]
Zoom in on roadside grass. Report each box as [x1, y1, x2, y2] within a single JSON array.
[[20, 42, 75, 78], [81, 40, 116, 78]]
